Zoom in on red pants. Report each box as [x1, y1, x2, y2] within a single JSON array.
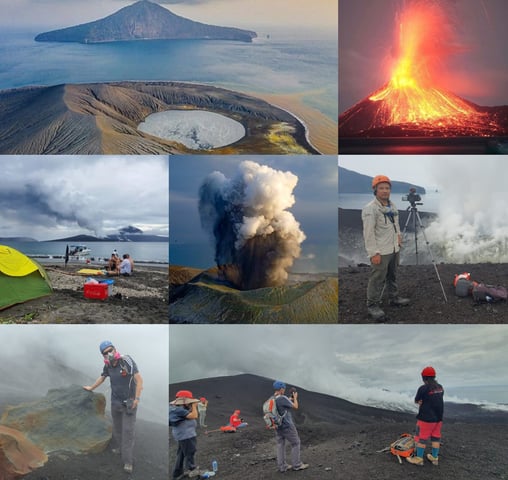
[[414, 420, 442, 442]]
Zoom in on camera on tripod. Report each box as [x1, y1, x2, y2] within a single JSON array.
[[401, 188, 422, 207]]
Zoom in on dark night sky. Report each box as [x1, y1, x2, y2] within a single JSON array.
[[339, 0, 508, 113]]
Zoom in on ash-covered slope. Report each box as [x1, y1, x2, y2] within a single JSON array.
[[0, 82, 314, 154], [169, 267, 338, 323], [35, 0, 257, 43], [169, 374, 508, 480]]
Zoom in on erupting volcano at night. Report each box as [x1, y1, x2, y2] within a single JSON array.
[[339, 0, 508, 149]]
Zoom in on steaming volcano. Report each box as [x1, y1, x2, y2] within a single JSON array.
[[198, 161, 306, 290], [339, 0, 508, 141]]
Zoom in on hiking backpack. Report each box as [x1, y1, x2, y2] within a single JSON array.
[[390, 433, 415, 462], [472, 283, 508, 303], [263, 395, 286, 429]]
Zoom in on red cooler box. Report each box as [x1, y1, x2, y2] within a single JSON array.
[[84, 282, 109, 300]]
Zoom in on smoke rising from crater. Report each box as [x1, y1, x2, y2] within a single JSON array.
[[426, 157, 508, 263], [198, 160, 306, 290]]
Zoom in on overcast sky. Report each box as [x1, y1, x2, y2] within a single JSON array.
[[169, 324, 508, 411], [170, 155, 338, 270], [0, 0, 337, 32], [339, 0, 508, 112], [0, 156, 168, 240], [0, 324, 168, 424], [339, 155, 508, 192]]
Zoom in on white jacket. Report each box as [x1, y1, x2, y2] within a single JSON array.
[[362, 197, 401, 258]]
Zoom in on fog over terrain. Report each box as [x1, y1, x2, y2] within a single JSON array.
[[0, 325, 169, 424], [170, 324, 508, 411]]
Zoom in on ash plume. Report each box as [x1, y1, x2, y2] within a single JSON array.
[[198, 160, 306, 290]]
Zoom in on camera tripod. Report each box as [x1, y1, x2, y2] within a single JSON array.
[[401, 203, 448, 303]]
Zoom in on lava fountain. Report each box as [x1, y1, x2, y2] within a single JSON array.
[[339, 0, 506, 137]]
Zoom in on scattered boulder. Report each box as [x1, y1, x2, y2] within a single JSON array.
[[0, 385, 111, 455], [0, 425, 47, 480]]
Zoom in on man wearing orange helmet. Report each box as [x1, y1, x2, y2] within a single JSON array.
[[407, 366, 444, 467], [361, 174, 409, 320]]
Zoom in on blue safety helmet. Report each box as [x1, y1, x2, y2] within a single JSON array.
[[99, 340, 114, 354], [273, 380, 286, 390]]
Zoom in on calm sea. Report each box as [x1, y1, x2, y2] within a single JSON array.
[[170, 242, 338, 274], [0, 27, 337, 121], [339, 192, 441, 213], [4, 241, 168, 264]]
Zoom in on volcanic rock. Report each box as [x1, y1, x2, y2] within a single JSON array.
[[169, 266, 338, 323], [0, 385, 111, 454], [0, 425, 47, 480], [0, 82, 315, 155], [35, 0, 257, 43]]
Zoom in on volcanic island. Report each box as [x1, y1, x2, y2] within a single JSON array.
[[339, 1, 508, 154], [0, 1, 320, 155], [0, 81, 318, 155]]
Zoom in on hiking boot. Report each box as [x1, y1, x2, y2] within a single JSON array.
[[123, 464, 133, 473], [426, 454, 439, 465], [186, 468, 201, 478], [293, 463, 309, 471], [406, 456, 424, 466], [279, 464, 292, 473], [389, 296, 410, 306], [367, 305, 386, 321]]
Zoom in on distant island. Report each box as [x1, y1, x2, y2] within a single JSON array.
[[339, 166, 426, 194], [34, 0, 257, 44]]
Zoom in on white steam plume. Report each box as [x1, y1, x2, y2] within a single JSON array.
[[426, 157, 508, 263], [198, 160, 306, 290]]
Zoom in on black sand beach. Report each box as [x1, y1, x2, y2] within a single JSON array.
[[169, 374, 508, 480], [0, 263, 168, 324]]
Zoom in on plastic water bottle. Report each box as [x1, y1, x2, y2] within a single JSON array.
[[212, 459, 218, 472], [202, 472, 215, 479]]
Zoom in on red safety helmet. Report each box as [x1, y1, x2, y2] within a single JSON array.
[[200, 397, 206, 402], [372, 175, 391, 190], [175, 390, 194, 399], [421, 366, 436, 377]]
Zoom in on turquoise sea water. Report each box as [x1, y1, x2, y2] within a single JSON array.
[[0, 27, 337, 120]]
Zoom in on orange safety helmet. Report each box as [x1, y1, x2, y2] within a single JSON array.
[[372, 175, 391, 190], [421, 366, 436, 378]]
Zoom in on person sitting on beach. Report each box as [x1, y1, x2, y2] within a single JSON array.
[[107, 254, 120, 275], [125, 253, 134, 272], [169, 390, 200, 479], [229, 409, 248, 428], [120, 254, 132, 276], [406, 366, 444, 467]]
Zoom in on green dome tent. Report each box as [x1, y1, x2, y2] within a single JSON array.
[[0, 245, 53, 310]]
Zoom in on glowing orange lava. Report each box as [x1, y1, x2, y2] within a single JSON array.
[[369, 1, 484, 127]]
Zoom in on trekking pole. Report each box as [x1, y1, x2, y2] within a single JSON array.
[[204, 428, 223, 435]]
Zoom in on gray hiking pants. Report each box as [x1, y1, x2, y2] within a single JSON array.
[[275, 425, 302, 471], [367, 251, 400, 306], [199, 410, 206, 427], [111, 402, 137, 465]]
